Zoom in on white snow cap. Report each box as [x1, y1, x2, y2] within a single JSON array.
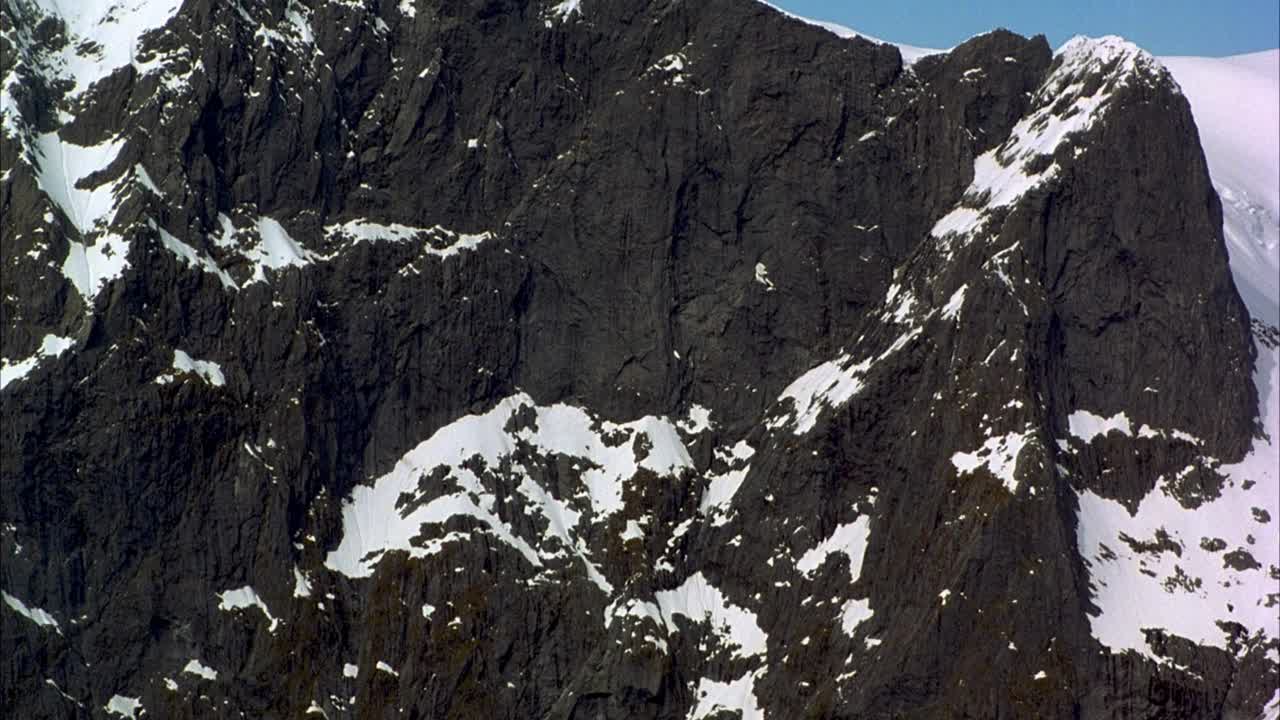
[[753, 1, 944, 64], [1160, 49, 1280, 327]]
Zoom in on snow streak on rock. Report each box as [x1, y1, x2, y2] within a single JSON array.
[[698, 440, 755, 524], [770, 280, 928, 435], [2, 590, 62, 633], [932, 36, 1166, 248], [325, 219, 493, 259]]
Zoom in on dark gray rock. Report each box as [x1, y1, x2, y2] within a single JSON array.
[[1, 1, 1273, 718]]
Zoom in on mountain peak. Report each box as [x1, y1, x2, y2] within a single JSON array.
[[2, 2, 1275, 718]]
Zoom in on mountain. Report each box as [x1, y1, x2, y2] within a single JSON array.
[[1160, 50, 1279, 331], [1, 1, 1277, 718]]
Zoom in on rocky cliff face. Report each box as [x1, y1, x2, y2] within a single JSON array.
[[2, 1, 1276, 718]]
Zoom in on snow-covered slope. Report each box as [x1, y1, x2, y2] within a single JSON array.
[[757, 2, 945, 64], [1161, 50, 1280, 329], [1161, 52, 1280, 718]]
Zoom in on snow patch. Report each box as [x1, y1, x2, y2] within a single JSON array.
[[170, 350, 226, 387], [951, 430, 1032, 493], [678, 404, 714, 434], [653, 572, 768, 660], [754, 262, 775, 291], [840, 597, 873, 635], [2, 590, 62, 632], [941, 285, 968, 320], [772, 290, 927, 434], [104, 695, 142, 719], [796, 517, 871, 579], [182, 659, 217, 681], [688, 669, 765, 720], [771, 355, 867, 434], [620, 520, 645, 541], [324, 219, 493, 260], [324, 394, 691, 583], [1067, 410, 1132, 443], [245, 217, 318, 282], [217, 586, 278, 633], [698, 441, 755, 524], [0, 335, 75, 391], [548, 0, 581, 20], [1077, 343, 1279, 662], [292, 568, 312, 598]]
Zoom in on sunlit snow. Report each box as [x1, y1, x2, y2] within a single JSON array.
[[0, 335, 75, 391], [217, 586, 279, 633], [1074, 47, 1280, 666], [324, 394, 692, 582], [104, 695, 142, 719], [1162, 50, 1280, 327], [687, 668, 765, 720], [1066, 410, 1133, 443], [653, 572, 769, 660], [796, 517, 870, 579], [2, 590, 62, 633], [932, 37, 1162, 247], [754, 2, 944, 65], [182, 659, 217, 681], [951, 430, 1032, 493], [324, 219, 493, 260]]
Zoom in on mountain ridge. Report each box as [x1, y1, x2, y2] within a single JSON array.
[[2, 1, 1277, 718]]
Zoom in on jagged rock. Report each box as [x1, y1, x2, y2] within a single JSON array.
[[1, 1, 1275, 718]]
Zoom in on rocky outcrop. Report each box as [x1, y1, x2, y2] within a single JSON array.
[[2, 1, 1274, 718]]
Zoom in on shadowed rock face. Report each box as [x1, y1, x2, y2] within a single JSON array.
[[1, 1, 1274, 718]]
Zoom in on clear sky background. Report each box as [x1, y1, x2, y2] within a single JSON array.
[[771, 1, 1280, 57]]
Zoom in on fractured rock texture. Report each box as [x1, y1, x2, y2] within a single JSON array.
[[1, 0, 1275, 718]]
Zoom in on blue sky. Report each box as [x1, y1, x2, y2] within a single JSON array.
[[770, 1, 1280, 56]]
